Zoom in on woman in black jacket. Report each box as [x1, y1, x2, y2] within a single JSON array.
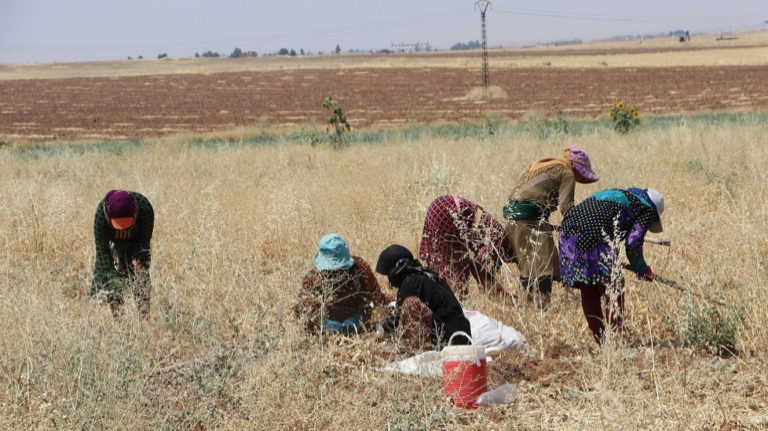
[[376, 244, 471, 350]]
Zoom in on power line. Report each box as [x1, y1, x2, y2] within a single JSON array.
[[0, 8, 474, 54], [493, 7, 762, 25]]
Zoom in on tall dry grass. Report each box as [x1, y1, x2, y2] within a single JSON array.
[[1, 121, 767, 430]]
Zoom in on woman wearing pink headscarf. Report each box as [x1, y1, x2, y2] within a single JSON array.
[[503, 146, 599, 309]]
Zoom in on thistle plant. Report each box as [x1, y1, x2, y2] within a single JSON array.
[[323, 96, 351, 146], [609, 100, 640, 134]]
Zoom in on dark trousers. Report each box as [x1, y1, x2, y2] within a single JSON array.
[[575, 281, 624, 344], [109, 241, 151, 318]]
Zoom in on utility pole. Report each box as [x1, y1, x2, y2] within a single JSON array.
[[475, 0, 491, 99]]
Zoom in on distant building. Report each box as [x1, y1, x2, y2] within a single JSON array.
[[390, 42, 431, 53]]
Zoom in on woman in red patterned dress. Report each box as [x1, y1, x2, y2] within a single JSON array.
[[418, 195, 515, 297]]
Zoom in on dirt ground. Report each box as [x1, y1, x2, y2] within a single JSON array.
[[2, 60, 768, 141]]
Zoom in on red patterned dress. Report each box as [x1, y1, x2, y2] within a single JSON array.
[[418, 195, 514, 294]]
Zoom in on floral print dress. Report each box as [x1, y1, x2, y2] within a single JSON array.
[[558, 188, 660, 287]]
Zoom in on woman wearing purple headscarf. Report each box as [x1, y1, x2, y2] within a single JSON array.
[[503, 146, 598, 309], [91, 190, 154, 318]]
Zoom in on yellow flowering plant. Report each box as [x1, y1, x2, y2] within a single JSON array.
[[476, 108, 497, 136], [608, 100, 640, 134]]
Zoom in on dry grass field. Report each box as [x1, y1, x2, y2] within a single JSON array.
[[1, 31, 768, 430], [2, 120, 768, 430]]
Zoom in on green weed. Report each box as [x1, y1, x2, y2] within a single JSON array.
[[683, 301, 744, 356]]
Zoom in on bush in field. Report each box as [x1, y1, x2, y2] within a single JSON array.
[[521, 105, 571, 139], [476, 108, 505, 137], [322, 97, 351, 147], [551, 105, 570, 134], [609, 100, 640, 134], [230, 47, 242, 58], [683, 301, 744, 356]]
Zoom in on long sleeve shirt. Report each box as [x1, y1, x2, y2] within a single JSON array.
[[559, 189, 658, 286], [91, 191, 154, 294], [509, 163, 576, 218], [295, 256, 391, 331], [419, 195, 512, 288], [397, 271, 471, 344]]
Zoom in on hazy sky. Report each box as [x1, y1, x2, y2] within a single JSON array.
[[1, 0, 766, 63]]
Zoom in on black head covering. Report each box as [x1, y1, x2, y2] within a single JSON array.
[[375, 244, 413, 275], [377, 244, 427, 287]]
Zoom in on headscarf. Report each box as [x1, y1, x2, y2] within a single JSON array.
[[521, 148, 573, 182], [376, 244, 441, 287]]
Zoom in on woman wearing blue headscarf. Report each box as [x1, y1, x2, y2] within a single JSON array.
[[294, 234, 391, 335], [558, 188, 665, 344]]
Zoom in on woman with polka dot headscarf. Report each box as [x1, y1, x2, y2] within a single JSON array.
[[558, 188, 664, 344]]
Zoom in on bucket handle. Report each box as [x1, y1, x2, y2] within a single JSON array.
[[447, 331, 483, 367]]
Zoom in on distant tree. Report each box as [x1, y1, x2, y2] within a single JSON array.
[[278, 48, 289, 55], [201, 51, 220, 58], [127, 56, 132, 60], [230, 47, 242, 58], [335, 44, 341, 54], [450, 40, 481, 51], [289, 49, 297, 56], [300, 48, 305, 55], [138, 55, 143, 59], [157, 53, 168, 59], [195, 52, 200, 58]]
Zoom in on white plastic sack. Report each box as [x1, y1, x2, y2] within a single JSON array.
[[380, 351, 443, 378], [464, 310, 527, 352], [379, 311, 524, 377], [380, 350, 494, 378]]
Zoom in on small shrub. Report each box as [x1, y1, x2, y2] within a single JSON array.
[[609, 100, 640, 134], [322, 97, 351, 148], [476, 108, 497, 136], [551, 104, 570, 134], [683, 301, 744, 356], [522, 105, 570, 139]]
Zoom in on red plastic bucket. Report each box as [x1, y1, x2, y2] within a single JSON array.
[[441, 331, 487, 408]]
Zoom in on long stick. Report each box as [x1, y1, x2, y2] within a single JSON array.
[[621, 263, 726, 306], [548, 223, 672, 247], [645, 237, 671, 246]]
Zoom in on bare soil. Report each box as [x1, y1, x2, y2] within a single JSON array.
[[2, 63, 767, 141]]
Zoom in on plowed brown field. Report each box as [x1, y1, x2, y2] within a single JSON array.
[[2, 62, 767, 141]]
